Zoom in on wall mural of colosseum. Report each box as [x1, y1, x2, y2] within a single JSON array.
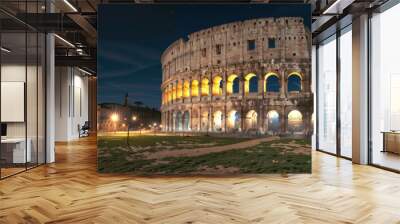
[[97, 4, 313, 175]]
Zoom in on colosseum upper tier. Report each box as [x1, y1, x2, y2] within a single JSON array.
[[160, 17, 312, 135]]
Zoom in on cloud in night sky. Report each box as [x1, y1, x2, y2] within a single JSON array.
[[98, 4, 311, 109]]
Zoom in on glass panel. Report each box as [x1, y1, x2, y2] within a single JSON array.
[[339, 27, 352, 158], [317, 35, 337, 154], [1, 30, 28, 177], [27, 30, 38, 169], [371, 4, 400, 171], [0, 1, 46, 179], [38, 32, 45, 165]]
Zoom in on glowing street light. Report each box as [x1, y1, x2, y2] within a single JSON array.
[[110, 113, 119, 134], [110, 113, 119, 122], [127, 115, 138, 145]]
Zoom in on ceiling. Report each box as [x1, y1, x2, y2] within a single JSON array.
[[0, 0, 390, 75]]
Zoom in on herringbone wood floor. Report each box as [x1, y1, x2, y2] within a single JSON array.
[[1, 136, 400, 224]]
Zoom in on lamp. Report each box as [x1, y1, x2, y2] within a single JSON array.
[[1, 47, 11, 53], [63, 0, 78, 12]]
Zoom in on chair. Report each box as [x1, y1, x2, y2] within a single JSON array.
[[79, 121, 90, 138]]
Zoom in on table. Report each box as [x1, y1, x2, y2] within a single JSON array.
[[382, 131, 400, 154], [1, 138, 31, 164]]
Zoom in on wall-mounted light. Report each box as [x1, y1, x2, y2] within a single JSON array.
[[63, 0, 78, 12], [1, 47, 11, 53], [54, 34, 75, 48]]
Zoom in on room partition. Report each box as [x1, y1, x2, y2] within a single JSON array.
[[0, 1, 47, 179]]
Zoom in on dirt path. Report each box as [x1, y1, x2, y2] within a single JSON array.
[[145, 136, 280, 160]]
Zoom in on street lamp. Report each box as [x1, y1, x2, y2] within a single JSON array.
[[127, 115, 138, 145], [110, 113, 119, 133]]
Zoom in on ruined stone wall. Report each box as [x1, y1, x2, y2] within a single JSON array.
[[160, 17, 312, 135]]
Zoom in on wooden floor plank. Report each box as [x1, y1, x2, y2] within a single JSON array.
[[0, 136, 399, 223]]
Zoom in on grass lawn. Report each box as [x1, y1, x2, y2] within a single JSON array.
[[98, 135, 311, 174], [98, 135, 249, 151]]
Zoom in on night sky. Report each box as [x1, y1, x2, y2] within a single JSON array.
[[98, 4, 311, 109]]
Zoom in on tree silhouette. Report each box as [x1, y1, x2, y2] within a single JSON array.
[[133, 101, 144, 107]]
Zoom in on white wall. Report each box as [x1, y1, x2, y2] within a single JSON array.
[[55, 67, 89, 141], [1, 63, 46, 164]]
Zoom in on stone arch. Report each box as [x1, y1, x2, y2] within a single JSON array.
[[265, 110, 280, 135], [162, 91, 165, 105], [227, 110, 241, 131], [177, 81, 183, 99], [287, 72, 302, 92], [245, 110, 258, 130], [183, 111, 190, 131], [201, 111, 209, 131], [164, 90, 168, 104], [226, 74, 240, 95], [168, 86, 172, 102], [172, 84, 177, 100], [174, 111, 183, 131], [264, 72, 280, 93], [191, 80, 199, 97], [212, 75, 223, 96], [244, 73, 258, 94], [201, 78, 209, 96], [213, 110, 223, 131], [287, 109, 304, 134], [167, 111, 173, 131], [183, 80, 190, 98], [191, 110, 200, 131]]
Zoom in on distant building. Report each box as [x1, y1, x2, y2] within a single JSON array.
[[97, 101, 161, 133]]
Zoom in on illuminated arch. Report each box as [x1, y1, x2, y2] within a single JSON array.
[[167, 86, 172, 102], [201, 78, 209, 96], [162, 91, 166, 104], [226, 74, 239, 95], [265, 110, 280, 134], [244, 73, 258, 94], [183, 80, 190, 98], [177, 82, 183, 99], [213, 110, 223, 131], [287, 72, 302, 92], [264, 72, 280, 92], [212, 75, 223, 96], [245, 110, 258, 130], [191, 80, 199, 97], [288, 110, 304, 133], [172, 84, 177, 100], [227, 110, 241, 130]]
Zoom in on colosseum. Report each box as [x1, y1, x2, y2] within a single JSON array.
[[160, 17, 313, 136]]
